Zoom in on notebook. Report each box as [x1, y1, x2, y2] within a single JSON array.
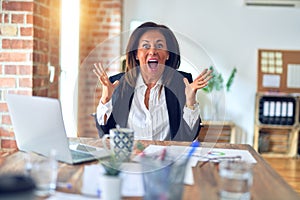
[[6, 94, 110, 164]]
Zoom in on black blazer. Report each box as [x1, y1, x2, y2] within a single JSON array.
[[95, 68, 201, 141]]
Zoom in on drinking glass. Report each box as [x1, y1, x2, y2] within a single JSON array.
[[30, 151, 58, 197], [218, 160, 253, 200]]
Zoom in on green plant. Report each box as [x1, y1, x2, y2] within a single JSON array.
[[202, 66, 237, 93], [100, 155, 122, 176]]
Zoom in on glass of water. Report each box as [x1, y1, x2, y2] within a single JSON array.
[[30, 150, 58, 197], [218, 160, 253, 200]]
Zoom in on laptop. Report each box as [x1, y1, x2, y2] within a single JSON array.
[[6, 94, 110, 164]]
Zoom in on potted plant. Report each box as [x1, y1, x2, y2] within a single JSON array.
[[202, 66, 237, 93], [101, 155, 122, 176], [99, 155, 122, 200], [201, 66, 237, 120]]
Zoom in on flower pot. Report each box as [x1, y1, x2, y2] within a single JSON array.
[[99, 174, 122, 200]]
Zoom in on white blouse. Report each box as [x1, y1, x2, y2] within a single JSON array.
[[96, 74, 200, 140]]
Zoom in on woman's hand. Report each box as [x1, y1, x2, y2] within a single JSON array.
[[93, 63, 119, 104], [183, 68, 213, 107]]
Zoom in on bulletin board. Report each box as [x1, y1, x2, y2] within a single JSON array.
[[257, 49, 300, 93]]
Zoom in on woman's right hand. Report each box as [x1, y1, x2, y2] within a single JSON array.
[[93, 63, 119, 104]]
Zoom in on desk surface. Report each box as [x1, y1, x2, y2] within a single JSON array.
[[0, 138, 299, 200]]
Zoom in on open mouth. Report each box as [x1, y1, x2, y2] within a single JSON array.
[[147, 59, 158, 69]]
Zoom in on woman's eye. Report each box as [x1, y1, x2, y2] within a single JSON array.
[[156, 44, 163, 49], [142, 44, 150, 49]]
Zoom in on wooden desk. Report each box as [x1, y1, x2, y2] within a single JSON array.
[[0, 138, 299, 200]]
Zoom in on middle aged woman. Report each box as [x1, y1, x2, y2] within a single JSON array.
[[93, 21, 212, 141]]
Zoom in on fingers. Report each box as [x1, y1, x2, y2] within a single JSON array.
[[183, 78, 189, 86], [112, 80, 119, 88], [93, 62, 110, 85], [196, 68, 208, 79], [195, 68, 213, 81], [94, 63, 108, 77], [93, 63, 101, 76], [193, 68, 213, 86], [92, 69, 101, 79]]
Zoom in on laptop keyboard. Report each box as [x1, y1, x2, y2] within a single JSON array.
[[76, 144, 97, 152], [70, 149, 95, 160]]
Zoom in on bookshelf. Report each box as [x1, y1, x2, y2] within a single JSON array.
[[254, 49, 300, 158], [253, 93, 299, 157]]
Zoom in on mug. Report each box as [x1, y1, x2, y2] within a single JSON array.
[[102, 128, 134, 161]]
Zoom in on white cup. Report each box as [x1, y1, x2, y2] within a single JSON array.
[[102, 128, 134, 161]]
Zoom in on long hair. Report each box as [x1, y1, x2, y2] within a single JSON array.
[[126, 22, 181, 71], [124, 22, 181, 86]]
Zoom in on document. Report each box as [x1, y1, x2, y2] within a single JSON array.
[[140, 144, 257, 163], [262, 74, 280, 88], [47, 192, 99, 200]]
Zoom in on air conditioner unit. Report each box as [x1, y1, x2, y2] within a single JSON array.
[[245, 0, 300, 7]]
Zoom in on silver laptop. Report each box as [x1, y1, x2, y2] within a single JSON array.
[[6, 94, 110, 164]]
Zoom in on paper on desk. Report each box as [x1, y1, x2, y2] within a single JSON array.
[[202, 148, 257, 163], [80, 159, 194, 198], [119, 163, 144, 197], [47, 192, 99, 200], [139, 145, 198, 167], [142, 145, 257, 163], [81, 163, 145, 197], [81, 164, 103, 197], [168, 145, 257, 163], [133, 145, 196, 185]]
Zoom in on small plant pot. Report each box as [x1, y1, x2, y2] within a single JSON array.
[[99, 174, 122, 200]]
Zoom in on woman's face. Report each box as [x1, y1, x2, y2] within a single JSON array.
[[136, 30, 169, 84]]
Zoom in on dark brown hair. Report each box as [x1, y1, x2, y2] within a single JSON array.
[[125, 21, 181, 71]]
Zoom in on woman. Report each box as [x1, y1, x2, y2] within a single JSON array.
[[93, 22, 212, 141]]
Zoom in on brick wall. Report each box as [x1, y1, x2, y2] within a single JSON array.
[[0, 0, 121, 150], [32, 0, 60, 98], [0, 0, 60, 150], [77, 0, 122, 137]]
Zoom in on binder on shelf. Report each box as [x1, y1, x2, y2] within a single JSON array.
[[274, 101, 281, 125], [269, 101, 275, 124], [287, 101, 295, 125], [258, 95, 296, 126], [282, 100, 288, 125], [255, 88, 300, 157]]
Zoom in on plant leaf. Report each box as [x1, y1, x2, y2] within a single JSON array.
[[202, 66, 224, 93], [226, 67, 237, 92]]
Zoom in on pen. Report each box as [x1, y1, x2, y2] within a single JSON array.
[[57, 182, 72, 189], [187, 140, 200, 158], [158, 148, 167, 161]]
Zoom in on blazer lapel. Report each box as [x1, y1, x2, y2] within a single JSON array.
[[165, 88, 180, 139]]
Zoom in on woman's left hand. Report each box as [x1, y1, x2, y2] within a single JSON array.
[[183, 68, 213, 106]]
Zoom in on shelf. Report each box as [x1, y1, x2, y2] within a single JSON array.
[[198, 120, 236, 144], [253, 93, 300, 158], [256, 124, 298, 129]]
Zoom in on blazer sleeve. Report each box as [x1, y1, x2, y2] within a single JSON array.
[[171, 71, 202, 141], [94, 73, 125, 137]]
